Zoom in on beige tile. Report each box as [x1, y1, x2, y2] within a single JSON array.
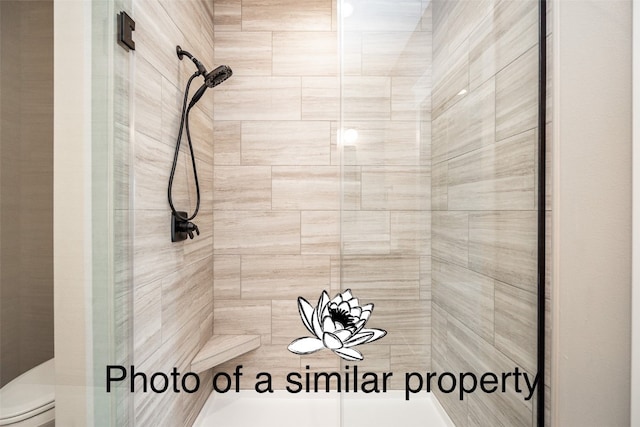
[[431, 161, 448, 210], [213, 166, 272, 210], [341, 256, 420, 300], [343, 31, 363, 75], [187, 155, 214, 212], [342, 76, 391, 120], [431, 76, 495, 164], [188, 105, 215, 164], [160, 77, 184, 149], [301, 77, 339, 120], [133, 279, 162, 365], [445, 312, 533, 426], [213, 300, 272, 343], [213, 211, 301, 254], [214, 255, 241, 299], [133, 210, 184, 287], [213, 77, 301, 120], [214, 0, 241, 31], [432, 259, 494, 342], [272, 166, 340, 210], [368, 299, 430, 345], [339, 121, 422, 166], [214, 32, 272, 76], [134, 0, 183, 81], [241, 255, 331, 299], [468, 211, 537, 292], [162, 257, 212, 343], [273, 32, 338, 76], [432, 211, 468, 266], [183, 210, 214, 262], [271, 300, 313, 346], [432, 42, 469, 118], [362, 31, 431, 76], [242, 121, 330, 165], [495, 46, 538, 141], [390, 344, 430, 373], [420, 256, 432, 300], [213, 121, 241, 165], [495, 282, 536, 373], [447, 130, 536, 211], [343, 0, 423, 32], [214, 345, 301, 390], [135, 132, 189, 211], [391, 76, 432, 120], [390, 211, 431, 256], [421, 0, 432, 32], [242, 0, 332, 31], [361, 166, 430, 210], [342, 211, 390, 255], [134, 57, 162, 141], [301, 211, 340, 255], [469, 0, 537, 90]]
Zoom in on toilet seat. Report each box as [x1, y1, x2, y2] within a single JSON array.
[[0, 359, 55, 426]]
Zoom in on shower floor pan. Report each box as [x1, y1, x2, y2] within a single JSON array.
[[193, 390, 454, 426]]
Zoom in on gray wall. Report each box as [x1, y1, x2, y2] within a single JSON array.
[[0, 0, 54, 388]]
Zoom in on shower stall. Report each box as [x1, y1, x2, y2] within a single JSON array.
[[52, 0, 550, 426]]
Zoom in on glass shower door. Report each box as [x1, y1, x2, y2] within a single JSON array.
[[338, 0, 543, 425]]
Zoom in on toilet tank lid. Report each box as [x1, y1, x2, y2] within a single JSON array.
[[0, 359, 55, 422]]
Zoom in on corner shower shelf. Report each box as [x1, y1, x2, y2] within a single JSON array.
[[191, 334, 261, 374]]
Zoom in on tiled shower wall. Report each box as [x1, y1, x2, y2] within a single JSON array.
[[430, 0, 545, 425], [129, 0, 216, 424], [211, 0, 432, 389]]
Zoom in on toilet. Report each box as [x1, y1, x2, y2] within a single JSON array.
[[0, 359, 55, 426]]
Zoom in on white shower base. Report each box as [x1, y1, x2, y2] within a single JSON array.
[[193, 390, 454, 427]]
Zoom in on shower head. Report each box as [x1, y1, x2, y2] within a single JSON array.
[[177, 45, 233, 109], [188, 67, 233, 109], [204, 65, 233, 89]]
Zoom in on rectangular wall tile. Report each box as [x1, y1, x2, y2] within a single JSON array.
[[242, 0, 332, 31], [272, 166, 340, 210], [361, 166, 430, 210], [362, 31, 431, 76], [272, 300, 313, 345], [214, 32, 273, 76], [213, 121, 241, 165], [213, 211, 301, 254], [431, 76, 495, 164], [432, 44, 468, 118], [341, 257, 420, 300], [420, 256, 432, 300], [447, 130, 536, 211], [369, 300, 430, 345], [242, 121, 330, 165], [213, 300, 272, 343], [432, 211, 468, 266], [342, 77, 391, 120], [431, 161, 448, 210], [213, 77, 301, 120], [343, 0, 423, 32], [241, 255, 331, 299], [339, 121, 422, 166], [213, 0, 241, 31], [300, 211, 340, 255], [391, 76, 432, 120], [273, 32, 338, 76], [495, 282, 537, 372], [342, 211, 390, 255], [432, 259, 494, 342], [302, 77, 339, 120], [213, 255, 241, 299], [134, 57, 162, 141], [468, 211, 537, 292], [133, 278, 162, 365], [390, 211, 431, 256], [495, 46, 538, 141], [213, 166, 272, 210]]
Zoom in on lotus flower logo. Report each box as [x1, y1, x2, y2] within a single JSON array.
[[287, 289, 387, 361]]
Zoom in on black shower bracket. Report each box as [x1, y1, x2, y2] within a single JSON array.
[[171, 212, 200, 242]]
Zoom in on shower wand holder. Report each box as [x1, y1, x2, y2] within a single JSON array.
[[171, 211, 200, 242]]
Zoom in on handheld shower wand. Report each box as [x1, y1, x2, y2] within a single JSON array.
[[168, 46, 233, 242]]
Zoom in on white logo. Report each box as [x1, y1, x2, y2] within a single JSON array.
[[287, 289, 387, 361]]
